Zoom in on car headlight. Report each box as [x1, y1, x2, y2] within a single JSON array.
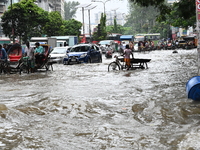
[[80, 53, 87, 58]]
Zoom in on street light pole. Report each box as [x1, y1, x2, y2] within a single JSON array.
[[85, 5, 97, 43], [111, 8, 118, 19], [91, 0, 110, 14], [76, 4, 91, 35]]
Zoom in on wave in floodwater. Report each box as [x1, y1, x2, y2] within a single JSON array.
[[0, 49, 200, 150]]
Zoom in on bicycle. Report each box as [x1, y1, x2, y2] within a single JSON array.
[[108, 55, 151, 72], [108, 55, 126, 72]]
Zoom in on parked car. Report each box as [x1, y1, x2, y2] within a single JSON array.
[[49, 46, 71, 63], [63, 43, 102, 65], [98, 40, 115, 53]]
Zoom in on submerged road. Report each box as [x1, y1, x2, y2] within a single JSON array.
[[0, 49, 200, 150]]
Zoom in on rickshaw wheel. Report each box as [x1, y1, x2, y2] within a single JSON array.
[[45, 63, 53, 71], [108, 62, 120, 72]]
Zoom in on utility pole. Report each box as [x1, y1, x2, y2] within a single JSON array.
[[76, 4, 91, 35], [91, 0, 110, 14]]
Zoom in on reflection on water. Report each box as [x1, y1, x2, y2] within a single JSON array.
[[0, 49, 200, 149]]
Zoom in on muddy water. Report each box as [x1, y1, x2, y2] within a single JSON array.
[[0, 49, 200, 150]]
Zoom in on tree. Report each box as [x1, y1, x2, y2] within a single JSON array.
[[93, 13, 107, 41], [64, 1, 80, 20], [1, 0, 83, 43], [125, 4, 164, 35], [61, 19, 82, 36], [162, 1, 195, 29], [106, 18, 126, 34], [1, 0, 48, 43], [129, 0, 195, 28], [43, 11, 63, 36]]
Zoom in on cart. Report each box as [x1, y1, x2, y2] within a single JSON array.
[[108, 55, 151, 72]]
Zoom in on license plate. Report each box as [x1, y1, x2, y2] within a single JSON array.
[[71, 58, 76, 61]]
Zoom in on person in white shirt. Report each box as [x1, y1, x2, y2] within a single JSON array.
[[24, 41, 35, 72]]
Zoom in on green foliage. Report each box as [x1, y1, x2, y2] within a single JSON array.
[[43, 11, 63, 36], [93, 13, 107, 41], [1, 0, 82, 43], [125, 4, 160, 35], [61, 19, 82, 35], [126, 0, 195, 39], [1, 0, 48, 42], [64, 1, 80, 20], [106, 24, 125, 35], [129, 0, 196, 29], [161, 0, 196, 29], [130, 0, 165, 7]]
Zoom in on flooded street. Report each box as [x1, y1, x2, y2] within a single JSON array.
[[1, 49, 200, 150]]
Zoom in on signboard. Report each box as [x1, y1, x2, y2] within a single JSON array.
[[197, 0, 200, 20]]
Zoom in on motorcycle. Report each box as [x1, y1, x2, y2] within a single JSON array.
[[105, 50, 112, 58], [166, 43, 176, 50]]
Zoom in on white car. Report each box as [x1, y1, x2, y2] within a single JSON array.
[[49, 46, 71, 63]]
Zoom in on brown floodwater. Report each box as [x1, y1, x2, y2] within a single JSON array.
[[0, 49, 200, 150]]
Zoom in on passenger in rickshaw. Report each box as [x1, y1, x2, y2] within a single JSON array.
[[34, 42, 44, 66], [24, 41, 35, 72], [0, 44, 7, 61], [123, 44, 133, 70]]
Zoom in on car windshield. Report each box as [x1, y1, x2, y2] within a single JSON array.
[[99, 41, 110, 45], [51, 48, 66, 54], [70, 46, 89, 52]]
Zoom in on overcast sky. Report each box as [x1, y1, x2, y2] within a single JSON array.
[[73, 0, 129, 24]]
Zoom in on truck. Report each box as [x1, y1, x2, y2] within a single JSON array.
[[51, 36, 78, 47], [30, 37, 57, 48]]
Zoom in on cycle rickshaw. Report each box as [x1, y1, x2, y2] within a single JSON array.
[[5, 43, 23, 73], [108, 55, 151, 72], [19, 43, 53, 74]]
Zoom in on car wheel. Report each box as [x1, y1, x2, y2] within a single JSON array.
[[99, 57, 102, 63], [63, 60, 66, 65], [87, 58, 91, 63]]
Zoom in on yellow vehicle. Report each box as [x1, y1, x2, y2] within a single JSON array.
[[183, 36, 197, 49], [177, 40, 187, 49]]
